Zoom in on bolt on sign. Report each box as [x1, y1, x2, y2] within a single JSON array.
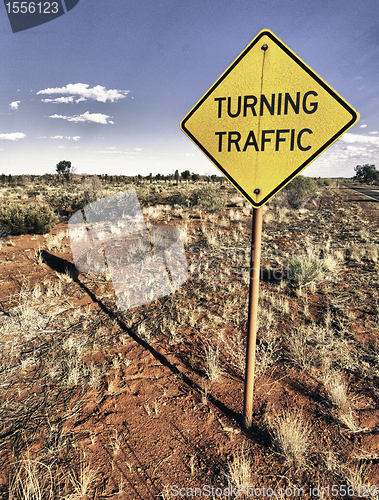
[[180, 29, 359, 208]]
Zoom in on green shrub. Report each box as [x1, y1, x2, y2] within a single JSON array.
[[190, 188, 226, 212], [0, 203, 58, 235], [285, 175, 317, 209], [288, 255, 323, 286], [27, 189, 40, 197], [167, 191, 187, 206]]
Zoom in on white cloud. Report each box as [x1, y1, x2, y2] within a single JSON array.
[[369, 131, 378, 135], [0, 132, 26, 141], [359, 124, 367, 128], [50, 112, 112, 124], [37, 83, 129, 103], [72, 136, 81, 141], [9, 101, 21, 110], [339, 133, 379, 147]]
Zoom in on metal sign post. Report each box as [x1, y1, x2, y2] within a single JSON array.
[[243, 206, 263, 429]]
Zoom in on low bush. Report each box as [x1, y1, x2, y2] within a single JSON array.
[[0, 202, 58, 235], [285, 175, 317, 208], [27, 189, 40, 197], [167, 190, 188, 206], [288, 255, 323, 286], [190, 188, 226, 212]]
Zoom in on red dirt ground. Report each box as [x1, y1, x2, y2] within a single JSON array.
[[1, 185, 379, 499]]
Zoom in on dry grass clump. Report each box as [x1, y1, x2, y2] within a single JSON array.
[[203, 341, 223, 382], [255, 339, 279, 377], [322, 252, 341, 273], [8, 458, 54, 500], [348, 244, 365, 262], [344, 461, 373, 493], [45, 230, 67, 251], [323, 370, 348, 409], [67, 461, 98, 498], [221, 330, 246, 378], [285, 327, 315, 371], [224, 443, 252, 491], [265, 408, 311, 466], [142, 205, 165, 219]]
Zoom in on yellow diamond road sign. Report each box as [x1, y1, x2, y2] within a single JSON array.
[[180, 29, 359, 208]]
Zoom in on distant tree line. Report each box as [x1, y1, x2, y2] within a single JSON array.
[[1, 165, 226, 186]]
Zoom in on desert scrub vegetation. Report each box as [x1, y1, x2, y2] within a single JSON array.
[[1, 174, 379, 492], [0, 202, 58, 235], [0, 279, 118, 497], [285, 175, 318, 208]]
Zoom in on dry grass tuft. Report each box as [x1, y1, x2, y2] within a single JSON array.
[[265, 408, 311, 466], [9, 458, 54, 500], [224, 443, 252, 491], [67, 461, 98, 499], [203, 341, 223, 382], [323, 370, 348, 409]]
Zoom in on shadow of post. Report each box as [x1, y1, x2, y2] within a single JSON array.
[[40, 250, 260, 433]]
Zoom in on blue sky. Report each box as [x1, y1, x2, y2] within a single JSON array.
[[0, 0, 378, 177]]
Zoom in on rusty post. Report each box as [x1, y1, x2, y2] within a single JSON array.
[[243, 206, 263, 429]]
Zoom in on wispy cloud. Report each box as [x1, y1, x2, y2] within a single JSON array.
[[95, 150, 124, 154], [41, 96, 75, 104], [9, 101, 20, 110], [50, 112, 112, 125], [37, 83, 129, 103], [39, 135, 81, 141], [359, 124, 367, 128], [0, 132, 26, 141]]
